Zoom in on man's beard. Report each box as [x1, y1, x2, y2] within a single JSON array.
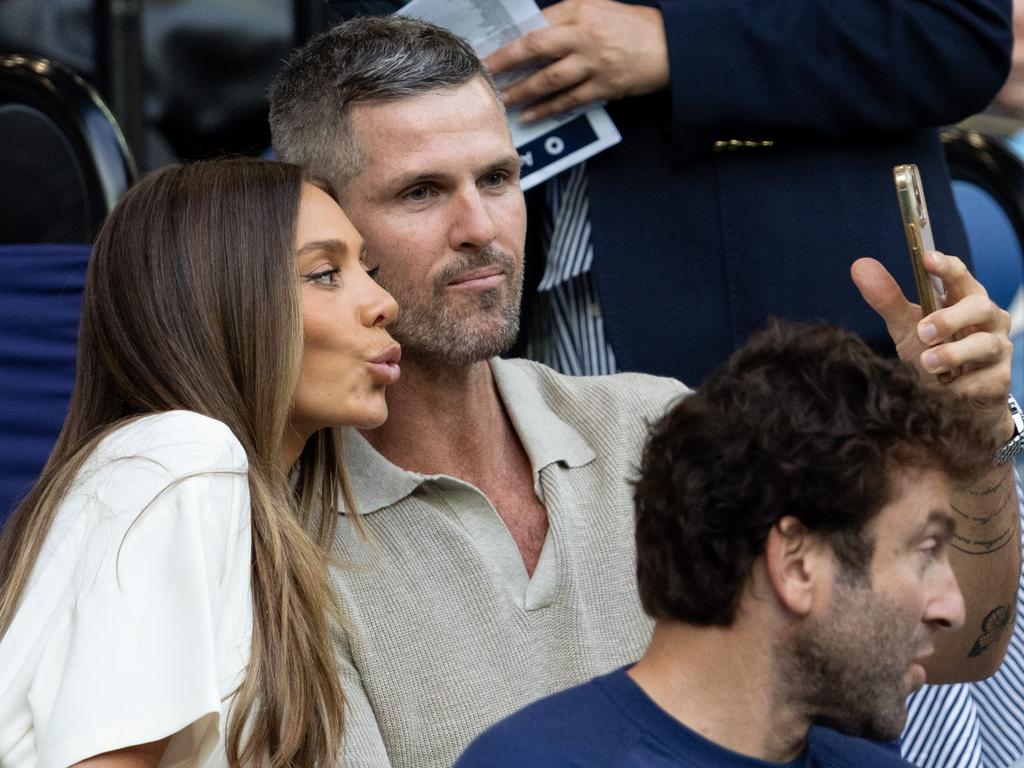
[[377, 246, 524, 367], [777, 576, 929, 742]]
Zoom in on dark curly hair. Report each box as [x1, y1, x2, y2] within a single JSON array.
[[634, 320, 997, 627]]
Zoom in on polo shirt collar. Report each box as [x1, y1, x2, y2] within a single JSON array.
[[344, 357, 596, 515], [343, 428, 420, 515], [490, 357, 595, 472]]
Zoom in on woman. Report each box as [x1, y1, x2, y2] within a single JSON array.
[[0, 159, 399, 767]]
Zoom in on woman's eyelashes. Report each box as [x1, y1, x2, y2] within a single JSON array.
[[302, 244, 377, 286], [302, 266, 341, 286], [302, 263, 378, 287]]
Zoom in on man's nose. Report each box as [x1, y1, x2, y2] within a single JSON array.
[[449, 188, 498, 251], [925, 562, 966, 633]]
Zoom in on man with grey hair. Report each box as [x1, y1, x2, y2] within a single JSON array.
[[270, 16, 686, 766], [268, 14, 1022, 768]]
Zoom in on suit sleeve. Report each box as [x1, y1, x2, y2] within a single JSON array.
[[658, 0, 1012, 146]]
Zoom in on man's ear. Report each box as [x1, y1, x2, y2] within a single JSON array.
[[764, 516, 831, 617]]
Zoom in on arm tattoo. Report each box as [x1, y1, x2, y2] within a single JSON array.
[[968, 604, 1016, 658], [951, 477, 1017, 555], [967, 474, 1011, 498], [951, 528, 1014, 555]]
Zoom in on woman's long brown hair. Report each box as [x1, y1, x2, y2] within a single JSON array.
[[0, 159, 351, 767]]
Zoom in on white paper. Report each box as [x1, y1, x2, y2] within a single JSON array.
[[397, 0, 621, 190]]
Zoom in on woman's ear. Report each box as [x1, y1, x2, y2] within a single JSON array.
[[764, 516, 831, 617]]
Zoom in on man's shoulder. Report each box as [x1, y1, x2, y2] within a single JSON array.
[[455, 675, 626, 768], [808, 727, 910, 766], [496, 357, 690, 418]]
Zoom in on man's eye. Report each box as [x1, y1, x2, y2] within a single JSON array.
[[405, 186, 431, 202], [920, 538, 946, 560], [304, 267, 340, 286], [482, 172, 507, 188]]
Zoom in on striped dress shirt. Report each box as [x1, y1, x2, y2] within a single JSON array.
[[901, 473, 1024, 768], [525, 163, 618, 376]]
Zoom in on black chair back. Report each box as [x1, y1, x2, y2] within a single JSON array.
[[0, 54, 136, 243], [942, 127, 1024, 310]]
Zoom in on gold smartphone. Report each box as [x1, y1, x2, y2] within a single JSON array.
[[893, 164, 945, 316], [893, 164, 956, 382]]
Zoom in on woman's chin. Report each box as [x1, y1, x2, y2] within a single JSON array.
[[298, 395, 390, 433], [351, 401, 389, 431]]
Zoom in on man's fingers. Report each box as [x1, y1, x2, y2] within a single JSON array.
[[483, 25, 575, 78], [922, 250, 984, 305], [500, 55, 589, 110], [919, 331, 1012, 378], [850, 257, 919, 339], [541, 0, 578, 25], [520, 80, 604, 122], [917, 293, 1009, 345], [482, 44, 520, 77]]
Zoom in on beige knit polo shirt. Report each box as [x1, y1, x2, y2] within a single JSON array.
[[331, 357, 688, 768]]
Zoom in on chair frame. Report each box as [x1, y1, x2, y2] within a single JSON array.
[[0, 54, 137, 239], [942, 126, 1024, 255]]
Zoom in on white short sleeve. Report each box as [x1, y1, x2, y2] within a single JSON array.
[[0, 411, 252, 768]]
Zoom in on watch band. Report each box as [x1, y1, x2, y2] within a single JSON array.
[[996, 394, 1024, 466]]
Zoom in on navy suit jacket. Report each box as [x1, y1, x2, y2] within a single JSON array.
[[531, 0, 1012, 383]]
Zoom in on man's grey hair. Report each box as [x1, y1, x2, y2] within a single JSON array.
[[268, 15, 497, 195]]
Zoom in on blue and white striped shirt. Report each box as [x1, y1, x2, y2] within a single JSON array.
[[525, 163, 617, 376], [902, 472, 1024, 768]]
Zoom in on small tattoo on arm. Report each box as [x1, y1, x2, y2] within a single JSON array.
[[968, 604, 1015, 658], [951, 527, 1014, 555], [953, 484, 1013, 524], [950, 483, 1017, 554], [968, 474, 1010, 498]]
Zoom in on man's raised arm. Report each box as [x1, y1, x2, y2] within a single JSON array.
[[853, 251, 1020, 682]]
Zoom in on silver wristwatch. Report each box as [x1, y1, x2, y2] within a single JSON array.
[[996, 394, 1024, 466]]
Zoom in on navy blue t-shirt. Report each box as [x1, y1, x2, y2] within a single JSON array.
[[455, 668, 909, 767]]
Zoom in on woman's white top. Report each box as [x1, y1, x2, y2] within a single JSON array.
[[0, 411, 253, 768]]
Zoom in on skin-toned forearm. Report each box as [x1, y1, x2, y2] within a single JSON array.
[[928, 465, 1021, 683], [851, 250, 1019, 684]]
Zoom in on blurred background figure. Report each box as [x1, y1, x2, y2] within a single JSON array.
[[960, 0, 1024, 412], [0, 0, 292, 170]]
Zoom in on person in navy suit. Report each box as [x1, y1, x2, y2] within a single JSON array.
[[486, 0, 1013, 384]]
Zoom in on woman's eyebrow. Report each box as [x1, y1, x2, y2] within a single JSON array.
[[297, 238, 348, 258]]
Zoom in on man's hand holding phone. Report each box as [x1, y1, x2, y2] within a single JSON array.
[[851, 252, 1015, 444]]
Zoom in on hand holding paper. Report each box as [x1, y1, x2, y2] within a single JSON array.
[[398, 0, 622, 191], [484, 0, 669, 122]]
